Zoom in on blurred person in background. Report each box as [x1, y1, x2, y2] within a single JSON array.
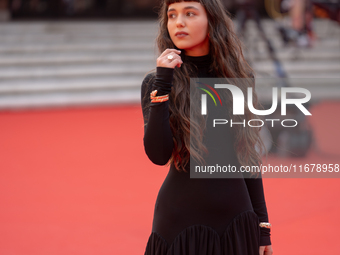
[[265, 0, 316, 48], [235, 0, 287, 78], [286, 0, 315, 47]]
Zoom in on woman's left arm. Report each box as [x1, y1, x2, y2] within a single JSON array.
[[244, 172, 272, 252]]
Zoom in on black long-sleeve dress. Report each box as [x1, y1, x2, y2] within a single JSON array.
[[141, 54, 271, 255]]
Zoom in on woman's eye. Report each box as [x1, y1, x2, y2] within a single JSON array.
[[187, 12, 195, 17], [168, 13, 176, 19]]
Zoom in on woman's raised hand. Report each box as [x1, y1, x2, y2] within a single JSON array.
[[157, 49, 183, 69]]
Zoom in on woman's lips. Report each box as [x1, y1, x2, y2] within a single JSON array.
[[175, 32, 188, 38]]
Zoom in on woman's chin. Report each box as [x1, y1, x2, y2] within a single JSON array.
[[173, 43, 190, 51]]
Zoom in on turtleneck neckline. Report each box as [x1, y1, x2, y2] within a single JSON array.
[[184, 54, 212, 69]]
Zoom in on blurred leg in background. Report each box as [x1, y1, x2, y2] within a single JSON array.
[[289, 0, 315, 47]]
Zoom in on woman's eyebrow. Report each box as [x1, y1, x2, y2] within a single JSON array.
[[167, 6, 200, 13]]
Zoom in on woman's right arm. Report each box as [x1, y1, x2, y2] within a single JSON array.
[[141, 49, 182, 165], [141, 67, 175, 165]]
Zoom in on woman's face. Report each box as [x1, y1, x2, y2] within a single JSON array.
[[167, 1, 210, 56]]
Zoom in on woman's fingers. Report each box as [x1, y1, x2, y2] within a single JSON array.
[[157, 49, 183, 69], [259, 246, 265, 255], [259, 245, 273, 255], [168, 53, 183, 67], [157, 53, 183, 68], [159, 48, 181, 58]]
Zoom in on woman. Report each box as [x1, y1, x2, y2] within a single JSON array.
[[141, 0, 273, 254]]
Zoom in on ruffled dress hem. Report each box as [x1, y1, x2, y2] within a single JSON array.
[[144, 210, 260, 255]]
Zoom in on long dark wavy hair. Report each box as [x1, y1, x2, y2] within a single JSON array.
[[144, 0, 265, 174]]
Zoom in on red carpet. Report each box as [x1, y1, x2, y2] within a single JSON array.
[[0, 101, 339, 255]]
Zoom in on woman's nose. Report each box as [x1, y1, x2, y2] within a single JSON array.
[[176, 15, 185, 27]]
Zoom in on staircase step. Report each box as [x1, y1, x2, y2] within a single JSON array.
[[0, 42, 155, 54], [1, 48, 339, 66], [0, 53, 156, 66], [0, 89, 141, 109], [254, 60, 340, 75], [0, 63, 155, 79], [0, 75, 146, 94]]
